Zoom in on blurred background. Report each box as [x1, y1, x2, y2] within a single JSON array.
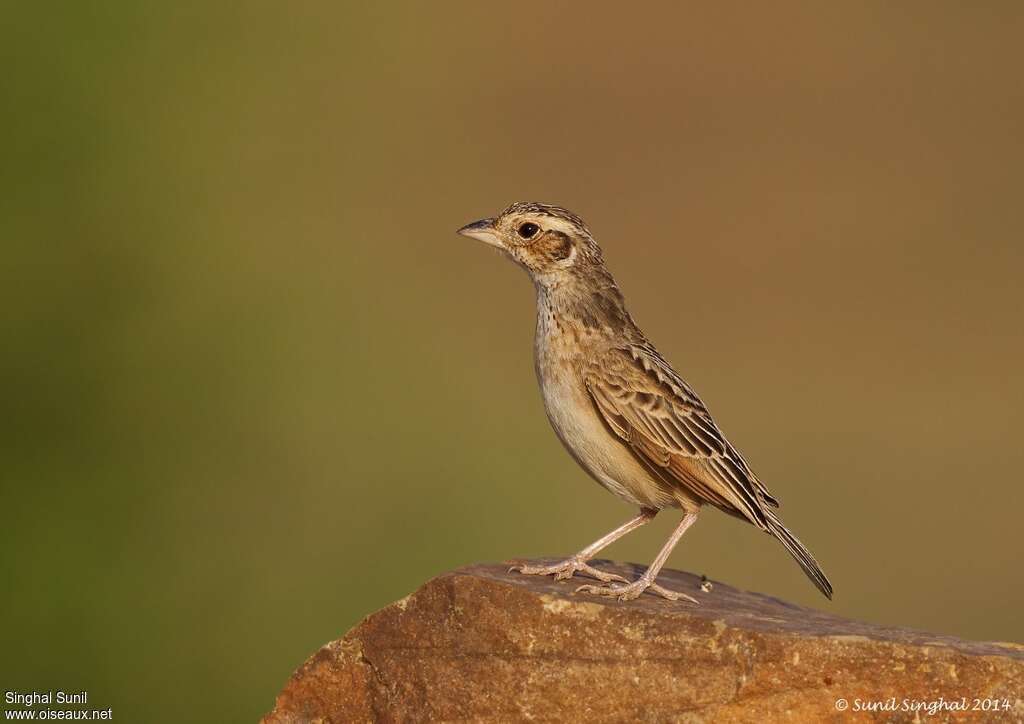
[[2, 2, 1022, 721]]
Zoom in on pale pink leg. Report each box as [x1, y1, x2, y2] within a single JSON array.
[[576, 511, 700, 603], [510, 508, 657, 583]]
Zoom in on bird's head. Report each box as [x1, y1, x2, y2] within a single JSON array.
[[457, 202, 604, 285]]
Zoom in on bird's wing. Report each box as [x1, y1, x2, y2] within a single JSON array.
[[585, 343, 779, 527]]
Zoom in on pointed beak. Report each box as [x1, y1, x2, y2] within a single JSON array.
[[456, 217, 502, 248]]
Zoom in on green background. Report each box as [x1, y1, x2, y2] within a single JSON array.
[[3, 3, 1022, 722]]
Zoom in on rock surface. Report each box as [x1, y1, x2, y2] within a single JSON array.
[[262, 561, 1023, 723]]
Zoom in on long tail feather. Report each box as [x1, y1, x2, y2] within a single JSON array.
[[765, 511, 833, 599]]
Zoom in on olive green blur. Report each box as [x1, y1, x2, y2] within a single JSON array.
[[2, 3, 1022, 722]]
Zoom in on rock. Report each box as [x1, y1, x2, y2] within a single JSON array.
[[262, 561, 1024, 723]]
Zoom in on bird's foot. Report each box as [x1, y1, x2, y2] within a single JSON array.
[[575, 575, 699, 603], [508, 557, 628, 584]]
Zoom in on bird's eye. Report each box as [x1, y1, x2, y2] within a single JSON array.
[[517, 222, 540, 239]]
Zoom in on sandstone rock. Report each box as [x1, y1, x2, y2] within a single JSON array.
[[262, 561, 1023, 723]]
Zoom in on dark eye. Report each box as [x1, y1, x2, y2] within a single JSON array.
[[517, 222, 540, 239]]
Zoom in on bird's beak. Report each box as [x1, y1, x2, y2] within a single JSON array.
[[456, 218, 502, 248]]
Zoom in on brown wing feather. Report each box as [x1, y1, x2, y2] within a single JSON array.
[[585, 344, 779, 528]]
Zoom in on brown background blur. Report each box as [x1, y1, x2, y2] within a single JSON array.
[[2, 3, 1022, 722]]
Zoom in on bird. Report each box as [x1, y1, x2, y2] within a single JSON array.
[[456, 202, 833, 602]]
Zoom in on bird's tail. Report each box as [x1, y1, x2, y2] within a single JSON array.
[[765, 510, 833, 600]]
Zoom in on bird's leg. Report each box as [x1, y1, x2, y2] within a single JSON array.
[[509, 508, 657, 583], [576, 511, 700, 603]]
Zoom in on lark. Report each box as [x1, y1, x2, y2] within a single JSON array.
[[457, 202, 833, 602]]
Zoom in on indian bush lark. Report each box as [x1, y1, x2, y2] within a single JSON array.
[[457, 202, 832, 602]]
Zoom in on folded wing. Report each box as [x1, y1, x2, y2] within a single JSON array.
[[585, 344, 779, 529]]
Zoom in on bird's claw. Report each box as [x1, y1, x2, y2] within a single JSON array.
[[508, 559, 627, 584], [575, 579, 699, 604]]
